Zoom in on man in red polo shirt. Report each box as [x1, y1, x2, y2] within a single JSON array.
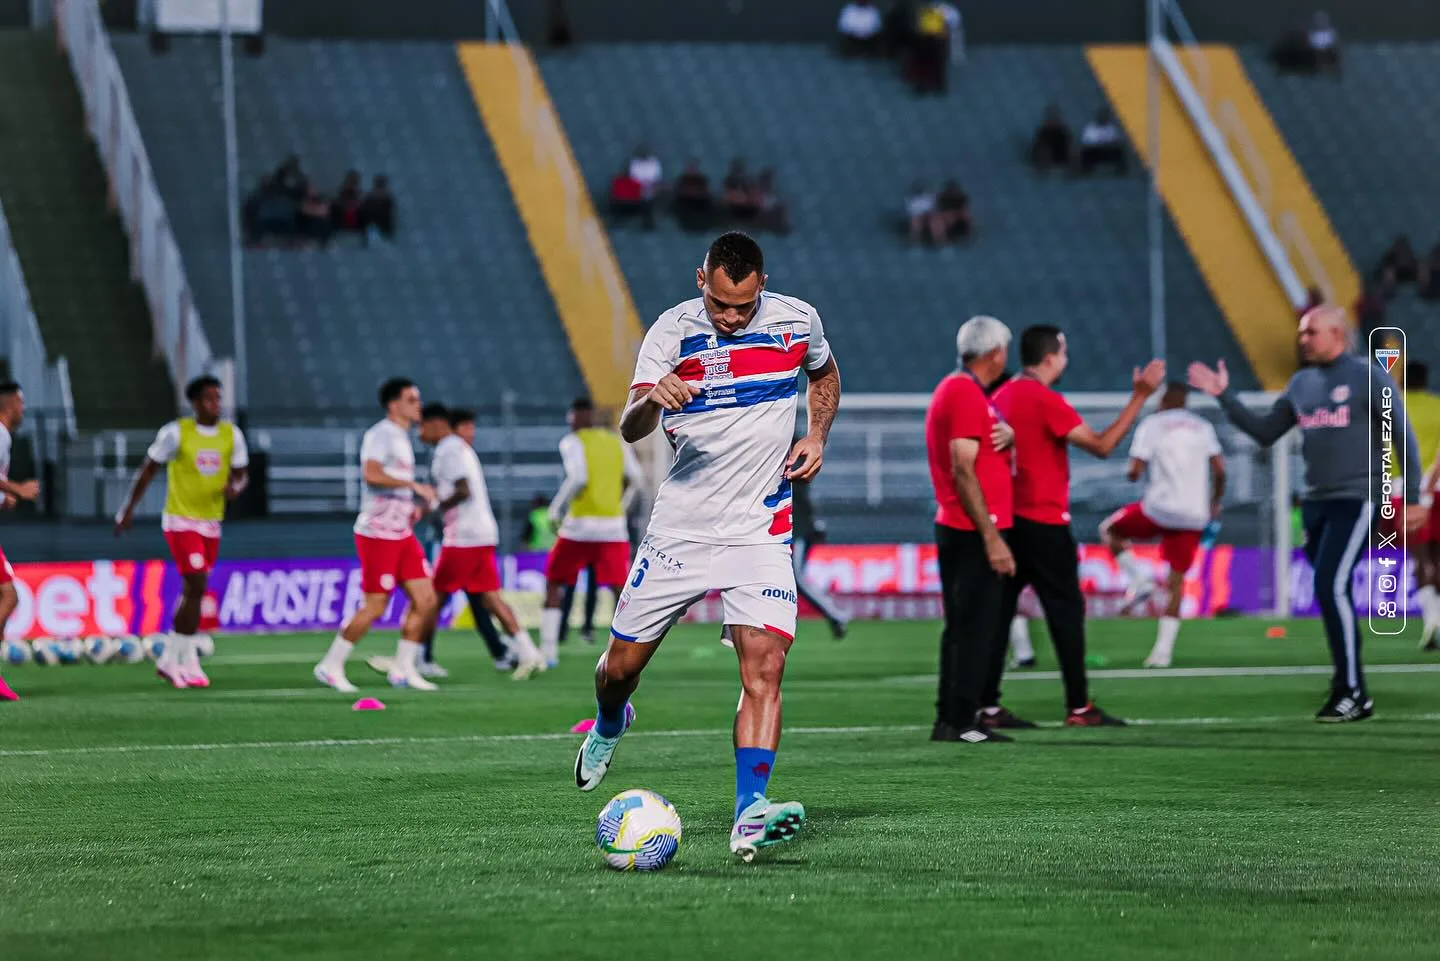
[[988, 324, 1164, 727], [925, 315, 1018, 744]]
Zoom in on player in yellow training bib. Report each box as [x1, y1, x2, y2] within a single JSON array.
[[116, 375, 249, 689]]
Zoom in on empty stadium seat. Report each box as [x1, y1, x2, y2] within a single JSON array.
[[112, 37, 583, 415]]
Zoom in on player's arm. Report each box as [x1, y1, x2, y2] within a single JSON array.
[[1126, 457, 1146, 483], [224, 428, 250, 500], [1209, 454, 1227, 519], [548, 435, 587, 525], [115, 422, 178, 534], [788, 320, 841, 481], [434, 480, 471, 515], [620, 318, 694, 443], [950, 436, 1015, 575], [1190, 360, 1297, 447], [1067, 360, 1164, 458]]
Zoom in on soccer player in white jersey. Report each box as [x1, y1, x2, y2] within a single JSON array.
[[1100, 384, 1226, 667], [572, 232, 842, 861], [314, 378, 440, 692], [0, 382, 40, 702]]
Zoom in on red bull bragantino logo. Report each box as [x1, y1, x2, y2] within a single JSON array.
[[1296, 406, 1350, 429]]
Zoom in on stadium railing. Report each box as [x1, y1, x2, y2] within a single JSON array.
[[0, 197, 77, 462], [54, 0, 229, 410]]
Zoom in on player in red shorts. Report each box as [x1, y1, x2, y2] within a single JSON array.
[[0, 381, 41, 702], [116, 375, 248, 689], [313, 377, 439, 693], [1101, 383, 1226, 668], [538, 398, 642, 667]]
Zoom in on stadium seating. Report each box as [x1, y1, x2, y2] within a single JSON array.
[[111, 37, 583, 415], [0, 33, 175, 427], [539, 43, 1258, 392], [1243, 43, 1440, 344]]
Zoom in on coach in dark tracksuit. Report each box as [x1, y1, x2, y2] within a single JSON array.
[[1190, 307, 1424, 722]]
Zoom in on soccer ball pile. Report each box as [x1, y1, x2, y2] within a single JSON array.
[[1, 634, 208, 668], [595, 789, 683, 871]]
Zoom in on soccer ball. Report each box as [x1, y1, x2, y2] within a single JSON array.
[[2, 638, 30, 666], [53, 637, 83, 665], [595, 789, 683, 872], [114, 635, 146, 664], [84, 635, 120, 665], [143, 634, 168, 662], [30, 637, 58, 666], [194, 634, 215, 658]]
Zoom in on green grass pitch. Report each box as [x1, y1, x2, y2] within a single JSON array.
[[3, 617, 1439, 961]]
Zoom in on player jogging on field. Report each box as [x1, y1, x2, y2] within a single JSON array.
[[0, 381, 41, 702], [539, 397, 641, 667], [1190, 306, 1425, 721], [1397, 362, 1440, 650], [116, 375, 248, 690], [1101, 383, 1226, 668], [314, 377, 440, 693], [572, 232, 842, 861]]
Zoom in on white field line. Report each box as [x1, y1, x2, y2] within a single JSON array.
[[4, 715, 1440, 760], [883, 663, 1440, 685]]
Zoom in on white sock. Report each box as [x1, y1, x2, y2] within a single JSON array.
[[319, 634, 353, 673], [1151, 616, 1181, 661], [540, 608, 563, 662], [173, 633, 198, 670], [1115, 549, 1146, 589], [160, 633, 187, 668], [394, 639, 423, 675], [1009, 616, 1034, 661], [509, 629, 542, 661], [1420, 586, 1439, 633]]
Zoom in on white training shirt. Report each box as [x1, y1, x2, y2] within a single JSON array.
[[431, 433, 499, 548], [146, 420, 251, 536], [1129, 408, 1223, 531], [0, 422, 11, 481], [550, 432, 643, 543], [631, 292, 832, 545], [354, 418, 417, 540]]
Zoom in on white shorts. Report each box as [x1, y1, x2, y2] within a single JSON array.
[[610, 533, 797, 643]]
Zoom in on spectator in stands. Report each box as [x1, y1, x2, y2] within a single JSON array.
[[1377, 234, 1419, 292], [882, 0, 916, 58], [907, 3, 950, 95], [250, 175, 299, 244], [361, 175, 396, 242], [934, 179, 971, 241], [298, 187, 333, 246], [672, 162, 714, 232], [837, 0, 883, 57], [722, 159, 760, 223], [547, 0, 575, 50], [273, 154, 308, 200], [627, 146, 663, 202], [332, 170, 364, 235], [754, 168, 791, 235], [1031, 105, 1074, 172], [1422, 244, 1440, 300], [1272, 12, 1342, 76], [906, 182, 937, 244], [1354, 284, 1386, 335], [1078, 108, 1126, 175], [609, 164, 654, 229]]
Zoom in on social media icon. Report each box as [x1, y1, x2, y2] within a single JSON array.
[[1378, 574, 1397, 593]]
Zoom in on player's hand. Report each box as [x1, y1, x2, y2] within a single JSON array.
[[1, 495, 16, 511], [114, 508, 134, 537], [10, 479, 39, 502], [223, 481, 244, 501], [1133, 359, 1166, 396], [1210, 501, 1223, 521], [1187, 359, 1229, 397], [990, 420, 1015, 452], [410, 482, 436, 504], [1405, 504, 1429, 534], [648, 373, 703, 412], [984, 531, 1016, 577], [410, 505, 426, 526], [786, 435, 824, 481]]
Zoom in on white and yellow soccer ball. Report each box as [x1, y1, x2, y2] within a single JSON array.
[[114, 635, 146, 664], [595, 789, 683, 871], [84, 635, 120, 665]]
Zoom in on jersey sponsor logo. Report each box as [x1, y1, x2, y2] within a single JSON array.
[[638, 537, 685, 573], [194, 449, 223, 475], [761, 587, 798, 603], [1330, 384, 1351, 404], [1296, 406, 1351, 430]]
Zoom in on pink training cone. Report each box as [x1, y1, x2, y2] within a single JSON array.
[[570, 718, 595, 734], [352, 697, 387, 711]]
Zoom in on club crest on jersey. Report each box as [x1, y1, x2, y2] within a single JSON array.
[[766, 323, 800, 350], [1375, 348, 1400, 373], [1330, 384, 1350, 404], [194, 449, 222, 475]]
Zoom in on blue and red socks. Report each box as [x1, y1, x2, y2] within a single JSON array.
[[734, 747, 776, 820]]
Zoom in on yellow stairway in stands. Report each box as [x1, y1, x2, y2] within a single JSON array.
[[1087, 46, 1358, 390], [457, 43, 644, 409]]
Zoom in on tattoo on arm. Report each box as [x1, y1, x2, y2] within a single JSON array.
[[805, 357, 841, 445]]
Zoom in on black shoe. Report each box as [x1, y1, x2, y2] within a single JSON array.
[[981, 705, 1038, 729], [1315, 691, 1374, 723], [830, 619, 848, 640], [931, 721, 1013, 743], [1065, 703, 1128, 727], [1013, 657, 1037, 669], [1422, 633, 1440, 652]]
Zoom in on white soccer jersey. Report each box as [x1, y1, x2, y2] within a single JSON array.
[[1130, 408, 1223, 531], [354, 418, 417, 540], [431, 434, 499, 548], [0, 422, 11, 480], [631, 292, 832, 545]]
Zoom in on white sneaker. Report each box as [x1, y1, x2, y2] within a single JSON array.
[[1143, 651, 1172, 669], [156, 658, 189, 690], [387, 670, 439, 692], [573, 703, 636, 791], [365, 655, 393, 676], [493, 655, 518, 672], [314, 665, 358, 694], [729, 796, 807, 863], [511, 651, 547, 681], [180, 662, 211, 689], [417, 660, 449, 679]]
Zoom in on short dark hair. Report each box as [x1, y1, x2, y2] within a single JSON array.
[[1408, 361, 1429, 390], [1019, 325, 1065, 367], [1162, 382, 1189, 404], [570, 396, 594, 413], [420, 402, 450, 422], [378, 377, 416, 408], [705, 231, 764, 284], [448, 407, 476, 428], [0, 381, 21, 401], [185, 375, 221, 402]]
